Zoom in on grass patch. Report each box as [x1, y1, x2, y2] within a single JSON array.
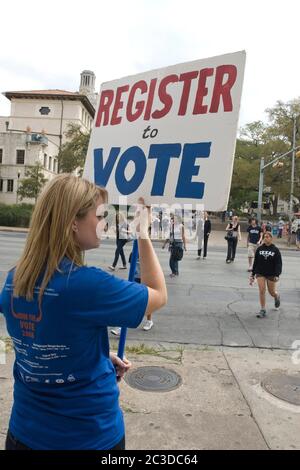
[[0, 337, 13, 353], [110, 341, 185, 363]]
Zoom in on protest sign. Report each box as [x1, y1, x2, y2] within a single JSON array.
[[83, 51, 246, 210]]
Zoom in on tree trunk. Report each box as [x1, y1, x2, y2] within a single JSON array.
[[272, 194, 278, 217]]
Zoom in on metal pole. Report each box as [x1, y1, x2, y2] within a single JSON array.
[[117, 238, 139, 361], [289, 116, 297, 220], [257, 157, 264, 224]]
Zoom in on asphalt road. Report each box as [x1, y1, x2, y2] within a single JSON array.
[[1, 231, 300, 349]]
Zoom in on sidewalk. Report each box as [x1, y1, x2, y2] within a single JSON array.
[[1, 345, 299, 450]]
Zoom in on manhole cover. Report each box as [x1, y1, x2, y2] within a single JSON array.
[[262, 373, 300, 406], [125, 366, 182, 392]]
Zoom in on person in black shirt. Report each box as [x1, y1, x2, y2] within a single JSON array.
[[225, 216, 241, 263], [247, 218, 262, 272], [203, 212, 211, 259], [250, 232, 282, 318]]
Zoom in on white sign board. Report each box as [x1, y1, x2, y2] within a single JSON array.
[[84, 51, 246, 210]]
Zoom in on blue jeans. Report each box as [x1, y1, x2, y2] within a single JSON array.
[[226, 237, 238, 261], [169, 241, 183, 275], [112, 239, 127, 267]]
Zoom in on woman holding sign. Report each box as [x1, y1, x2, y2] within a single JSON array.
[[0, 174, 167, 450]]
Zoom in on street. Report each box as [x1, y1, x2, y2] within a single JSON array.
[[1, 230, 300, 450], [1, 230, 300, 349]]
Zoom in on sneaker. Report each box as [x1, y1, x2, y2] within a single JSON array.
[[169, 273, 176, 278], [143, 320, 154, 331], [226, 259, 231, 264], [110, 328, 121, 336], [274, 294, 281, 309], [119, 266, 127, 270], [256, 309, 266, 318], [108, 265, 115, 271]]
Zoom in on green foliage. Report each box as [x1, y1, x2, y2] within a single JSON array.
[[230, 97, 300, 215], [58, 124, 91, 174], [0, 203, 33, 227], [17, 162, 47, 202]]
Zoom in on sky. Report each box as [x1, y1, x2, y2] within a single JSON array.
[[0, 0, 299, 128]]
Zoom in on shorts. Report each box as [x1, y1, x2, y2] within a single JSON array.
[[256, 274, 279, 282], [247, 243, 257, 258]]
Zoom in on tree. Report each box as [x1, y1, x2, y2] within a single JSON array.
[[58, 124, 91, 174], [17, 162, 48, 202], [264, 98, 300, 213], [229, 139, 260, 211], [230, 98, 300, 216]]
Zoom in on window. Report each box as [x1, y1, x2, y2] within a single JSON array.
[[53, 159, 57, 173], [7, 179, 14, 192], [0, 148, 3, 164], [49, 156, 52, 171], [39, 106, 51, 115], [44, 153, 47, 168], [0, 179, 3, 192], [16, 149, 25, 164]]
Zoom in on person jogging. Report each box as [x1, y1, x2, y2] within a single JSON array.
[[0, 174, 167, 450], [250, 231, 282, 318]]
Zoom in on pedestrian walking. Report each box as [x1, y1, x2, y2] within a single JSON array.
[[162, 213, 170, 240], [186, 215, 193, 237], [162, 214, 187, 277], [249, 231, 282, 318], [108, 212, 130, 271], [277, 218, 285, 238], [293, 216, 300, 249], [225, 215, 241, 263], [195, 212, 204, 259], [151, 213, 160, 240], [247, 217, 262, 272], [203, 212, 211, 259], [0, 174, 167, 450], [111, 250, 154, 335]]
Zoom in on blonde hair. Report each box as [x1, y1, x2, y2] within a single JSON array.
[[13, 174, 107, 302]]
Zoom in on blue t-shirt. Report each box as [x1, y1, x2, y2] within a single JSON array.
[[0, 258, 148, 450], [247, 225, 261, 244]]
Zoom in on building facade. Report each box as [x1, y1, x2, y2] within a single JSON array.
[[0, 70, 97, 204]]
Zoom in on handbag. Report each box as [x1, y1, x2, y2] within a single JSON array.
[[225, 230, 234, 241], [171, 244, 184, 261], [171, 223, 184, 260]]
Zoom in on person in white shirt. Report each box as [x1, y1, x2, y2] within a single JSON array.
[[162, 214, 187, 277]]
